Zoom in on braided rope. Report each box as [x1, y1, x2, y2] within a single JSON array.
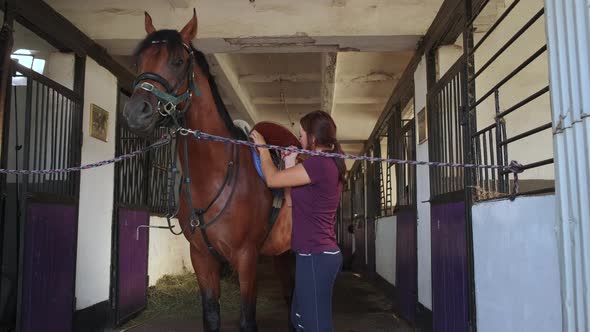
[[0, 128, 524, 183], [0, 136, 171, 175], [184, 129, 524, 174]]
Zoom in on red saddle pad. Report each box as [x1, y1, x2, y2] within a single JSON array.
[[252, 121, 302, 149]]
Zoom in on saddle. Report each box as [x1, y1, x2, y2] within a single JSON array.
[[250, 121, 301, 179], [234, 120, 301, 234], [233, 120, 302, 183]]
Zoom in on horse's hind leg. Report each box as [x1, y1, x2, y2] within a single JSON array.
[[273, 251, 296, 332], [190, 245, 222, 332], [235, 249, 259, 332]]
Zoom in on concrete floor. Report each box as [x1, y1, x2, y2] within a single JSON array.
[[121, 257, 413, 332]]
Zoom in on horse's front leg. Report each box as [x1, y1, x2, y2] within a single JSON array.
[[190, 244, 222, 332], [234, 248, 259, 332]]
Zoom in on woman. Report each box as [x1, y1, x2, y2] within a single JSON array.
[[250, 110, 345, 332]]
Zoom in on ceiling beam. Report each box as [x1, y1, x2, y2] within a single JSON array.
[[209, 54, 259, 124], [253, 96, 388, 105], [252, 97, 321, 105], [239, 73, 321, 84], [338, 73, 401, 83], [335, 97, 389, 105], [321, 52, 337, 114]]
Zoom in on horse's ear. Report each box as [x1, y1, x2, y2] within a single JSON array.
[[179, 9, 198, 43], [145, 11, 156, 34]]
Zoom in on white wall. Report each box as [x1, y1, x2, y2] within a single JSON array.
[[148, 216, 192, 286], [375, 216, 396, 285], [472, 195, 562, 332], [44, 52, 75, 90], [413, 55, 432, 310], [437, 44, 463, 78], [75, 58, 117, 310]]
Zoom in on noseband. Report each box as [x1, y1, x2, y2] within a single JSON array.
[[133, 41, 202, 125]]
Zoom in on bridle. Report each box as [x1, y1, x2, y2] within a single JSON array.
[[133, 40, 201, 126], [131, 40, 238, 262]]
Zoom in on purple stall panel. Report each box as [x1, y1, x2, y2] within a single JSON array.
[[431, 202, 468, 332], [117, 208, 149, 323], [395, 210, 417, 323], [21, 202, 78, 332]]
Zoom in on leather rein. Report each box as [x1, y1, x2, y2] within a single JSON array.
[[133, 40, 239, 243]]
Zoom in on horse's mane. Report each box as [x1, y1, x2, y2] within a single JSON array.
[[134, 30, 247, 140]]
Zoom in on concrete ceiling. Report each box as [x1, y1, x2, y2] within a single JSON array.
[[44, 0, 449, 168]]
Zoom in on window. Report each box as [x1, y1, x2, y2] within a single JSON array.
[[11, 49, 46, 86]]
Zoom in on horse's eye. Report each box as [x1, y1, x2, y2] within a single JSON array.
[[173, 58, 184, 67]]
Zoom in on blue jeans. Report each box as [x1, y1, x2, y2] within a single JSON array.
[[291, 250, 342, 332]]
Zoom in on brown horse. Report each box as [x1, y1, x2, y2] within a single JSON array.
[[122, 10, 295, 332]]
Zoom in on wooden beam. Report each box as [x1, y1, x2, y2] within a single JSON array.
[[4, 0, 135, 91], [211, 54, 259, 123], [350, 0, 486, 175]]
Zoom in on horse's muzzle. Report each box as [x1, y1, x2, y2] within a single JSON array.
[[123, 95, 159, 136]]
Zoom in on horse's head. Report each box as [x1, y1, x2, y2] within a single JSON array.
[[122, 10, 198, 136]]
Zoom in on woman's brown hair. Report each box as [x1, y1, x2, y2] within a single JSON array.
[[300, 110, 347, 184]]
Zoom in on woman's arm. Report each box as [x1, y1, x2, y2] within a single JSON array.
[[251, 130, 311, 189], [285, 188, 292, 207], [259, 148, 311, 188]]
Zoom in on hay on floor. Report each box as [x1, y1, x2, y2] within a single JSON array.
[[121, 269, 274, 330]]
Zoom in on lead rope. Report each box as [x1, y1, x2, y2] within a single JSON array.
[[181, 132, 201, 233], [165, 135, 184, 235]]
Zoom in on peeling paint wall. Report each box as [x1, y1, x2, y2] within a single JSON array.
[[413, 56, 432, 310], [148, 217, 192, 286], [375, 216, 397, 285], [75, 58, 117, 310], [472, 195, 561, 332]]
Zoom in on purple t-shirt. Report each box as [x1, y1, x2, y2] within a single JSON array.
[[291, 155, 343, 254]]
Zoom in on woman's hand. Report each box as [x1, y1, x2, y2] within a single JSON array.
[[249, 130, 267, 153], [282, 146, 299, 168]]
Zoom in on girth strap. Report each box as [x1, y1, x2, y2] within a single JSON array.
[[192, 141, 240, 262]]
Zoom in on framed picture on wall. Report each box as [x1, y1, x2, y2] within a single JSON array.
[[417, 106, 427, 144], [90, 103, 109, 142]]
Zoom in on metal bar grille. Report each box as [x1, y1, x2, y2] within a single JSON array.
[[427, 59, 465, 200], [9, 60, 81, 199], [371, 141, 385, 217], [148, 127, 174, 214], [384, 114, 396, 215], [351, 165, 365, 221], [468, 0, 553, 201], [114, 92, 149, 208], [114, 92, 174, 212], [396, 120, 416, 208]]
